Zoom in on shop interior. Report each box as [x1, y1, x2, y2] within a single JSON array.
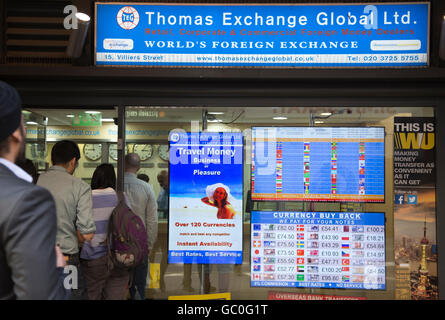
[[22, 106, 436, 300]]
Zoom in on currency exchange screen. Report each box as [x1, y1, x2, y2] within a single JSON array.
[[251, 211, 386, 290]]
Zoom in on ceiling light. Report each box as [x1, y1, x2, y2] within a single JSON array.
[[315, 120, 324, 124], [26, 121, 38, 125], [208, 119, 223, 123], [75, 12, 91, 22], [208, 112, 225, 115], [273, 116, 288, 120], [320, 112, 332, 116], [85, 111, 101, 114], [66, 114, 75, 118], [102, 118, 115, 122]]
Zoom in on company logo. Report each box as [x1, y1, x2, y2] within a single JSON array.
[[103, 39, 134, 50], [407, 194, 417, 205], [395, 193, 405, 205], [170, 133, 180, 142], [116, 6, 139, 30]]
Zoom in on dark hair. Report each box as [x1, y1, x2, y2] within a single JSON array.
[[51, 140, 80, 165], [17, 158, 38, 184], [137, 173, 149, 183], [91, 163, 116, 190]]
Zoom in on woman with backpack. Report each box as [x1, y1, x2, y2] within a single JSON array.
[[80, 164, 130, 300]]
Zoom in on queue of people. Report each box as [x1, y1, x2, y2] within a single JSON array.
[[0, 81, 159, 300]]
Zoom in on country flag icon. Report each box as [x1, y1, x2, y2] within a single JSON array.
[[253, 273, 261, 280]]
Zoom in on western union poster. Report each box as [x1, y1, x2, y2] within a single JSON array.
[[393, 117, 438, 300], [394, 117, 435, 187]]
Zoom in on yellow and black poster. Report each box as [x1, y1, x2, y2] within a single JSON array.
[[394, 117, 435, 187], [393, 117, 438, 300]]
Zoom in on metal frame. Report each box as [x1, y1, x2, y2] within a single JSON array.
[[116, 105, 125, 192], [435, 105, 445, 300]]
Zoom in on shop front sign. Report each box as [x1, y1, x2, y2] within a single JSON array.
[[95, 2, 429, 67]]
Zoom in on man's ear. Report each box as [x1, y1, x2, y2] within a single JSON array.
[[68, 157, 77, 172], [10, 126, 23, 144]]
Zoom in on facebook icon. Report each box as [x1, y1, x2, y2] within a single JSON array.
[[395, 194, 405, 205]]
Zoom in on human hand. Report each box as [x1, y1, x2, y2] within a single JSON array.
[[55, 245, 66, 268]]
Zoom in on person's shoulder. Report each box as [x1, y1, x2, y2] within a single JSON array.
[[225, 203, 235, 211], [21, 182, 54, 201], [0, 180, 54, 223], [38, 167, 69, 183], [76, 176, 91, 188], [92, 188, 117, 199], [64, 173, 90, 189], [1, 174, 49, 197], [126, 174, 151, 187], [139, 180, 154, 194]]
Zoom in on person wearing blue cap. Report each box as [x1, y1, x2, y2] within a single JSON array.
[[0, 81, 69, 299]]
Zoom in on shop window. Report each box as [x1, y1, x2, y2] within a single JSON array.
[[24, 106, 437, 300]]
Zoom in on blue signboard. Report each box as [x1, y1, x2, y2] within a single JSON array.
[[251, 211, 386, 290], [168, 131, 244, 264], [95, 2, 429, 67]]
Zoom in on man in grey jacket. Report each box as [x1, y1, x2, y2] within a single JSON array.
[[124, 153, 158, 300], [38, 140, 96, 300], [0, 81, 68, 299]]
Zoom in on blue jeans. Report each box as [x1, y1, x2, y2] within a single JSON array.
[[129, 255, 149, 300]]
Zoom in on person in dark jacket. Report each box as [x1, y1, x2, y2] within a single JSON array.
[[0, 81, 69, 300]]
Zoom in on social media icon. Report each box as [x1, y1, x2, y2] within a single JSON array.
[[407, 195, 417, 205], [395, 194, 405, 205]]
